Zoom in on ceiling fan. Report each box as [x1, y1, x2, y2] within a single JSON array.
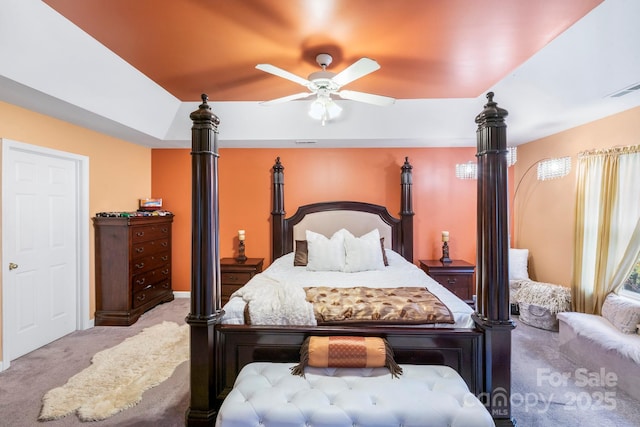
[[256, 53, 395, 124]]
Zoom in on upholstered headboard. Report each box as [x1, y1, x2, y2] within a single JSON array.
[[292, 209, 393, 248], [270, 157, 414, 262]]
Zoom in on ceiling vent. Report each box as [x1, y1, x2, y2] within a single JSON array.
[[608, 82, 640, 98]]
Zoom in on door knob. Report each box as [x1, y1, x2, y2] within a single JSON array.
[[9, 262, 18, 271]]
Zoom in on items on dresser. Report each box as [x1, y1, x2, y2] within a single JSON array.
[[220, 258, 264, 305], [93, 214, 174, 326], [419, 259, 475, 305]]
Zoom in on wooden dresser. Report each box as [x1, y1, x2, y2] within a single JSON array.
[[93, 214, 174, 326], [220, 257, 264, 305], [419, 259, 475, 306]]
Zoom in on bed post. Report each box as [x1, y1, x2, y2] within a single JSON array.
[[400, 157, 414, 262], [271, 157, 285, 261], [186, 94, 222, 426], [472, 92, 516, 427]]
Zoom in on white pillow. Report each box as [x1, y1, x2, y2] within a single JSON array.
[[305, 229, 347, 271], [509, 248, 530, 280], [343, 229, 386, 273]]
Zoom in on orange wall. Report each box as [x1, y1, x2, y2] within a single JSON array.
[[514, 106, 640, 286], [152, 147, 480, 291]]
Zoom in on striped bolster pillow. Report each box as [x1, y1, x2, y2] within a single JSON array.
[[291, 336, 403, 378]]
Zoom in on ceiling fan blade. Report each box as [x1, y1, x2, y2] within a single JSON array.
[[256, 64, 310, 87], [332, 58, 381, 86], [338, 90, 395, 106], [259, 92, 312, 105]]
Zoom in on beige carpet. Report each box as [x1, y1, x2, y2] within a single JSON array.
[[39, 321, 189, 422]]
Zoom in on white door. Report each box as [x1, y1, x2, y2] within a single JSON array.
[[2, 140, 89, 363]]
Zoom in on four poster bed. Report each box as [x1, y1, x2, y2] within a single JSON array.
[[186, 92, 515, 427]]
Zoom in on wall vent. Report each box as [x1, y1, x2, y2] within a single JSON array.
[[608, 82, 640, 98], [294, 140, 317, 145]]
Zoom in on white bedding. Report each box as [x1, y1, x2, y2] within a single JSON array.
[[220, 249, 475, 328]]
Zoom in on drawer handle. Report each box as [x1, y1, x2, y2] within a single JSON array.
[[162, 282, 170, 289], [135, 247, 144, 253], [162, 269, 169, 275], [161, 255, 168, 261], [137, 293, 146, 302], [135, 262, 145, 269], [447, 278, 457, 285], [136, 278, 146, 286], [161, 227, 168, 233], [161, 242, 168, 247], [136, 231, 145, 237]]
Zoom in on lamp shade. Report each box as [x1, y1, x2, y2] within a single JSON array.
[[506, 146, 517, 167], [455, 161, 477, 179], [537, 157, 571, 181], [455, 147, 516, 180]]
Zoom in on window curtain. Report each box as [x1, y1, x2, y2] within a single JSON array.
[[572, 145, 640, 314]]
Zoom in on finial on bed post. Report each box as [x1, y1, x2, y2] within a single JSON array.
[[473, 92, 515, 427], [400, 157, 414, 262], [186, 93, 221, 426], [271, 157, 286, 262]]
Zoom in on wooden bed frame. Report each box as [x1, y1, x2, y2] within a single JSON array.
[[185, 92, 515, 427]]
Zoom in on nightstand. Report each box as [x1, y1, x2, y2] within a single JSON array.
[[419, 259, 475, 306], [220, 257, 264, 305]]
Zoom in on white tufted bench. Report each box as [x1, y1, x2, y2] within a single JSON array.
[[215, 362, 494, 427]]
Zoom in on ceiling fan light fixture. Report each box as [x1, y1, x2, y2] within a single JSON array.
[[308, 96, 342, 125], [256, 53, 395, 116]]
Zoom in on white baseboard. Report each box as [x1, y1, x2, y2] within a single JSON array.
[[173, 291, 190, 299]]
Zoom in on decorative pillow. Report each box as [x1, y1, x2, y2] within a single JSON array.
[[294, 240, 308, 266], [509, 248, 530, 280], [601, 293, 640, 334], [290, 336, 403, 378], [296, 233, 388, 268], [305, 229, 348, 271], [343, 229, 386, 272]]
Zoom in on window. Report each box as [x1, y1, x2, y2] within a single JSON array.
[[620, 257, 640, 300]]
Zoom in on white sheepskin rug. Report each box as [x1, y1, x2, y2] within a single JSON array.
[[39, 321, 189, 422]]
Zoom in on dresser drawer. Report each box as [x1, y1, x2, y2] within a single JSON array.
[[132, 264, 171, 293], [221, 272, 253, 285], [131, 223, 171, 243], [131, 251, 170, 275], [132, 238, 170, 259], [432, 274, 473, 300], [133, 280, 171, 308]]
